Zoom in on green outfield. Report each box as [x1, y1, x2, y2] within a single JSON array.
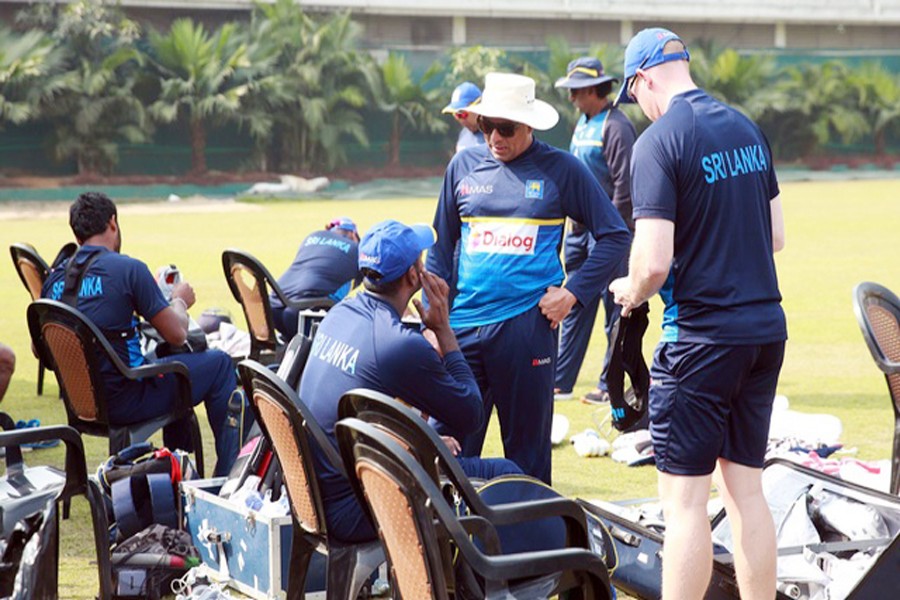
[[1, 178, 898, 598]]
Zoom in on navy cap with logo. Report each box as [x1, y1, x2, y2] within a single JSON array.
[[554, 57, 618, 89], [358, 220, 437, 283], [614, 27, 690, 106]]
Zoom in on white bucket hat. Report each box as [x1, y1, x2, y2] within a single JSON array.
[[467, 73, 559, 131]]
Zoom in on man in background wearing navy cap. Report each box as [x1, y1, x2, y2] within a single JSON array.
[[270, 216, 361, 338], [553, 57, 638, 404], [610, 28, 786, 599], [299, 219, 521, 543], [442, 81, 485, 154]]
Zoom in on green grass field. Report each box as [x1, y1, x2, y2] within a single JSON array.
[[1, 178, 898, 598]]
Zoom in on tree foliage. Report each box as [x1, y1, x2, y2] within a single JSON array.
[[242, 1, 377, 173], [19, 0, 149, 175], [149, 18, 252, 174]]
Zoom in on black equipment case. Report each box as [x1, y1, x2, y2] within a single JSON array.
[[580, 458, 900, 600]]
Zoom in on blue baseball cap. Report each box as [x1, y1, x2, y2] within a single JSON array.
[[615, 28, 690, 106], [554, 57, 618, 89], [442, 82, 482, 114], [329, 216, 357, 234], [359, 220, 437, 283]]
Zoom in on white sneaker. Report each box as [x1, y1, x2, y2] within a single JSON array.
[[553, 389, 574, 401]]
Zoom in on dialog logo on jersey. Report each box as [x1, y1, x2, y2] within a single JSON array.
[[467, 221, 538, 255], [524, 179, 544, 200]]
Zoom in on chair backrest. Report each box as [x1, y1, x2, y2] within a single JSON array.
[[237, 359, 342, 541], [336, 418, 452, 600], [853, 282, 900, 413], [338, 389, 489, 509], [10, 243, 50, 301], [222, 249, 282, 361], [27, 300, 118, 430]]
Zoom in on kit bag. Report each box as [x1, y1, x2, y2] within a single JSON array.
[[97, 442, 197, 542]]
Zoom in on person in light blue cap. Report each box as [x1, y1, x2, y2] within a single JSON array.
[[553, 56, 637, 405], [609, 27, 786, 600], [442, 81, 484, 153]]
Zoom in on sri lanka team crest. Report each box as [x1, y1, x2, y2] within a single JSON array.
[[525, 179, 544, 199]]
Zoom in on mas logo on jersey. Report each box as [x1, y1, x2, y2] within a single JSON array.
[[459, 181, 494, 197], [524, 179, 544, 200], [467, 221, 538, 255], [531, 356, 552, 367]]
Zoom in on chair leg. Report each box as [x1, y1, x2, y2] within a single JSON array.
[[891, 420, 899, 496], [85, 480, 114, 600], [37, 361, 44, 396], [326, 544, 383, 600], [287, 529, 316, 600], [190, 412, 205, 479]]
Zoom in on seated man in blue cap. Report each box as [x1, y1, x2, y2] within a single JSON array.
[[299, 219, 521, 543], [442, 81, 485, 154], [270, 216, 362, 338], [553, 57, 637, 405]]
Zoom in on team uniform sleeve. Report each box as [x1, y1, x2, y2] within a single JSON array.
[[631, 133, 679, 221], [605, 112, 637, 230], [559, 155, 631, 307], [127, 258, 170, 321], [427, 161, 463, 288], [380, 336, 483, 438]]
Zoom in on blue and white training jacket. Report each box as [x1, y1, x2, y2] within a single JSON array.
[[428, 139, 631, 328]]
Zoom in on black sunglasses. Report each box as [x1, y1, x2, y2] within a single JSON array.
[[478, 117, 520, 138], [627, 56, 651, 101]]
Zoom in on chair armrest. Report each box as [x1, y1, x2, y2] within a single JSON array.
[[475, 547, 609, 590], [0, 424, 88, 502], [283, 296, 335, 311], [126, 359, 191, 380], [480, 497, 592, 549], [457, 515, 502, 555], [879, 358, 900, 374], [125, 360, 194, 414]]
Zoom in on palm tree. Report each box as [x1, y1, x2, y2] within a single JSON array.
[[378, 52, 448, 167], [21, 0, 150, 175], [848, 62, 900, 156], [243, 1, 377, 173], [690, 46, 776, 119], [149, 19, 251, 174], [0, 27, 66, 128]]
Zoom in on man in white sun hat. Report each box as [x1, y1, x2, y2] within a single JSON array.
[[426, 72, 631, 484]]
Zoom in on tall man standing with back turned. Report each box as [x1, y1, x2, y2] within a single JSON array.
[[609, 28, 786, 600], [427, 72, 630, 484]]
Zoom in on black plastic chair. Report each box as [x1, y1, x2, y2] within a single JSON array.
[[853, 281, 900, 494], [335, 418, 612, 600], [0, 413, 113, 599], [9, 242, 77, 395], [338, 389, 594, 544], [27, 299, 204, 477], [237, 359, 383, 600], [222, 249, 334, 365]]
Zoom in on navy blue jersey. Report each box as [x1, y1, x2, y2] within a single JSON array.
[[298, 292, 483, 504], [456, 127, 485, 154], [42, 245, 169, 393], [271, 229, 359, 308], [631, 90, 785, 344], [428, 139, 631, 328]]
